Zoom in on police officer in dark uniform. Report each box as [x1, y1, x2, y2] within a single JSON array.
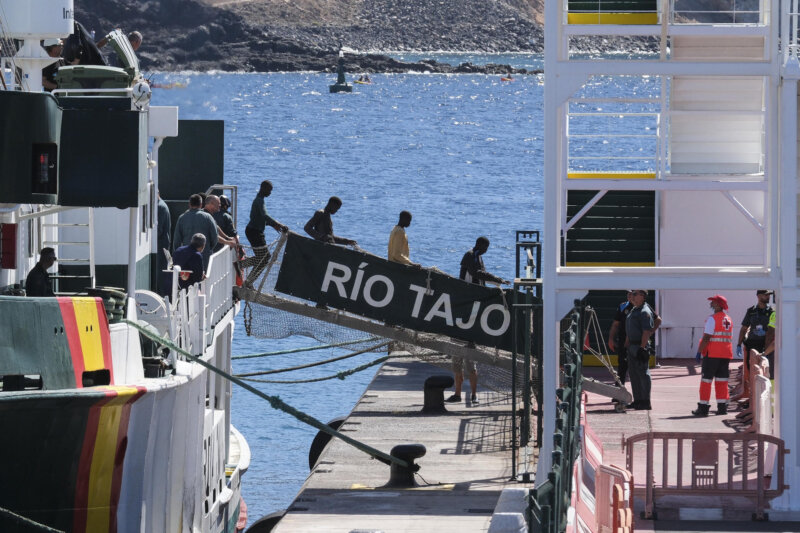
[[608, 290, 634, 384], [733, 290, 774, 400], [737, 290, 774, 359]]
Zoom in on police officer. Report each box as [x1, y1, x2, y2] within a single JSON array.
[[608, 290, 634, 384], [732, 290, 773, 400], [693, 295, 734, 417], [625, 290, 656, 410]]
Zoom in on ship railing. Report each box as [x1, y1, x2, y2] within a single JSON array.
[[204, 246, 235, 329], [624, 431, 788, 520], [670, 0, 763, 25], [51, 87, 134, 97], [527, 301, 585, 533], [564, 0, 765, 26], [567, 101, 661, 178], [168, 246, 235, 358]]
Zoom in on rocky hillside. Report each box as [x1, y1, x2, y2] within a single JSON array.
[[72, 0, 548, 72], [217, 0, 544, 52]]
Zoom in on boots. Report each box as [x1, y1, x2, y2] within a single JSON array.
[[692, 403, 710, 417], [716, 402, 728, 415]]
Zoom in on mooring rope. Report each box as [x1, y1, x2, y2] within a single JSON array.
[[0, 506, 64, 533], [239, 353, 415, 384], [235, 341, 390, 377], [232, 336, 383, 360], [123, 319, 408, 469]]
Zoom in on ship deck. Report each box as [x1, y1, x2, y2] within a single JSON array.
[[274, 357, 533, 532]]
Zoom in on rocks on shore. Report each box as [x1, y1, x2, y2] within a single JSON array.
[[72, 0, 650, 73]]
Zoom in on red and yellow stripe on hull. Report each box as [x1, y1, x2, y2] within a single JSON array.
[[57, 297, 114, 386], [73, 386, 145, 533]]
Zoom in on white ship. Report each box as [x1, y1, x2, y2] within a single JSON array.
[[0, 1, 249, 532]]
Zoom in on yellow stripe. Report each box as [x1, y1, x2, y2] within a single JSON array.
[[565, 262, 656, 267], [567, 172, 656, 179], [567, 13, 659, 25], [583, 352, 656, 368], [72, 297, 105, 372], [85, 386, 140, 532]]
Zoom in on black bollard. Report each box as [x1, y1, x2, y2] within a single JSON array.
[[386, 444, 426, 488], [421, 374, 455, 414]]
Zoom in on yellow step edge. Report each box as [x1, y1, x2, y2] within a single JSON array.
[[567, 13, 659, 25], [565, 262, 657, 267], [567, 172, 656, 179], [583, 353, 656, 368]]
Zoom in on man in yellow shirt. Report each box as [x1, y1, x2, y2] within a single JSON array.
[[388, 211, 420, 267]]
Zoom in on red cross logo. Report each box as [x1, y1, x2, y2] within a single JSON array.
[[722, 317, 732, 330]]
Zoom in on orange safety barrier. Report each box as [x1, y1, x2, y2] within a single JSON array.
[[572, 393, 635, 532], [624, 432, 788, 520]]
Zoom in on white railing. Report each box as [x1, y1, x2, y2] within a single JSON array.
[[783, 0, 800, 64], [204, 246, 235, 329], [168, 246, 235, 358], [567, 99, 661, 174], [670, 0, 762, 25]]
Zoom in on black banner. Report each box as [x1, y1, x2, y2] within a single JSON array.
[[275, 233, 519, 351]]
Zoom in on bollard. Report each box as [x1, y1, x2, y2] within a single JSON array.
[[385, 444, 426, 488], [421, 374, 455, 413]]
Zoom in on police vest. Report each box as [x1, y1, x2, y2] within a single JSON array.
[[707, 311, 734, 359]]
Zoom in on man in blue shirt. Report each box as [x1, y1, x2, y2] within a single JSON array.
[[172, 233, 206, 291]]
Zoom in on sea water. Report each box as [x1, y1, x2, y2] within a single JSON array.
[[149, 58, 656, 522]]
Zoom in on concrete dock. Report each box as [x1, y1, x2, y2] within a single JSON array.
[[274, 358, 534, 532]]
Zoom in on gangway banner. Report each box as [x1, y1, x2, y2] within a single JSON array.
[[275, 233, 520, 351]]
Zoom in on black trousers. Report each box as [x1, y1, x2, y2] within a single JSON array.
[[616, 344, 628, 384], [242, 226, 272, 283]]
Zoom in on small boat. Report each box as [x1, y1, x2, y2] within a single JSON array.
[[500, 76, 514, 82], [354, 79, 372, 85]]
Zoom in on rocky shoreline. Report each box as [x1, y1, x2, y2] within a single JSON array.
[[73, 0, 651, 74]]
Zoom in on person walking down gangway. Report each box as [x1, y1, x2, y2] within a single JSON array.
[[446, 236, 510, 405], [692, 294, 734, 417], [241, 180, 288, 287], [304, 196, 357, 246], [388, 210, 421, 267]]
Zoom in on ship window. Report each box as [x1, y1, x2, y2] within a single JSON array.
[[1, 374, 43, 391], [82, 369, 111, 387]]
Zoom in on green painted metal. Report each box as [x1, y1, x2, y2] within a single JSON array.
[[511, 230, 543, 480], [529, 301, 585, 533], [0, 91, 61, 204], [568, 0, 657, 11], [57, 102, 147, 208], [59, 255, 150, 293], [0, 296, 76, 390], [0, 391, 108, 532], [159, 120, 225, 201]]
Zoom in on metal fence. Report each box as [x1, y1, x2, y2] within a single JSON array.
[[511, 231, 543, 482], [624, 431, 788, 520], [527, 301, 585, 533]]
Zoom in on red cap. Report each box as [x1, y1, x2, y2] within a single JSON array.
[[708, 294, 728, 310]]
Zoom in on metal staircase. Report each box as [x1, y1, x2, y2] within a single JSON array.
[[44, 208, 96, 294]]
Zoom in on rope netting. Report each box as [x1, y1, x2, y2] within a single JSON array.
[[238, 233, 531, 392]]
